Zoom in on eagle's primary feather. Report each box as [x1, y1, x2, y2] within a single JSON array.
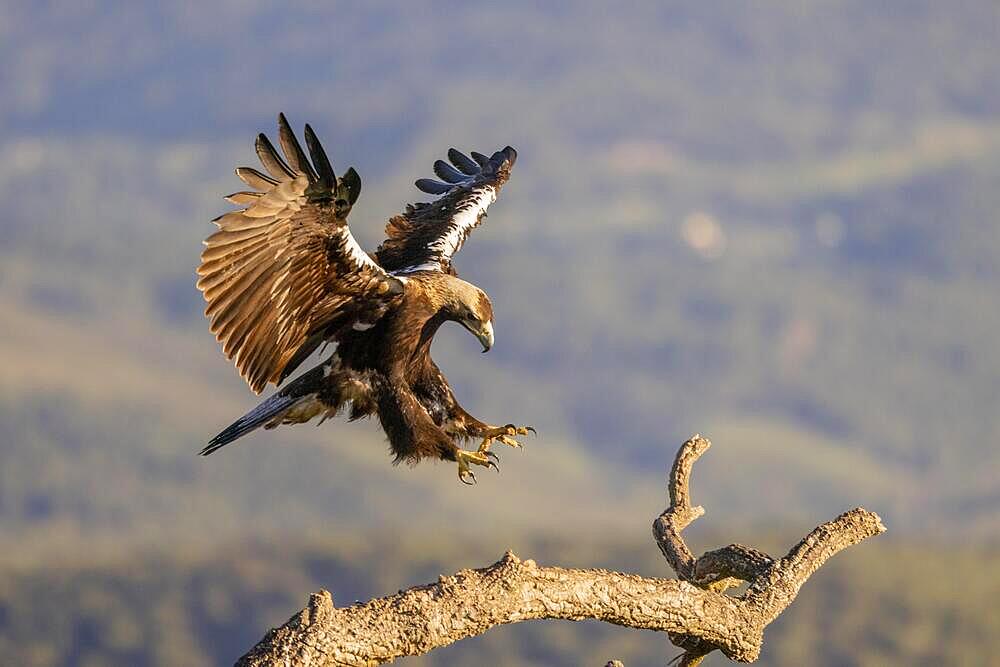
[[197, 115, 529, 482]]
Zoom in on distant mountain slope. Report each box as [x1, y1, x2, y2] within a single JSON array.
[[1, 0, 998, 555]]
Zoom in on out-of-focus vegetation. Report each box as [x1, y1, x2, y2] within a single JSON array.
[[1, 1, 999, 664]]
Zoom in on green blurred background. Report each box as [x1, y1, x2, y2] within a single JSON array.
[[2, 2, 999, 665]]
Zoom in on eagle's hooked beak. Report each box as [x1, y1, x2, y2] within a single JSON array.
[[478, 320, 494, 353], [463, 319, 494, 353]]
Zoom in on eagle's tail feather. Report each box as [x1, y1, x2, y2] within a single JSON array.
[[200, 391, 302, 456]]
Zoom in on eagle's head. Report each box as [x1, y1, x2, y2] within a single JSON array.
[[441, 279, 494, 353]]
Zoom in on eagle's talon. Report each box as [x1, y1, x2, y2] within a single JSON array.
[[457, 448, 499, 484], [498, 435, 521, 448], [479, 423, 534, 453]]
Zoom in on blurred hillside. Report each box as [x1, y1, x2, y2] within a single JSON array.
[[2, 2, 999, 665]]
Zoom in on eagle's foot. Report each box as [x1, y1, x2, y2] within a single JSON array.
[[456, 448, 500, 485], [478, 423, 535, 453]]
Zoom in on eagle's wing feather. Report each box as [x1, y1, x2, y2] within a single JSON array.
[[197, 114, 404, 393], [376, 146, 516, 274]]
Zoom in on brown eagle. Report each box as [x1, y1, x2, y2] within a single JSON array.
[[197, 114, 531, 483]]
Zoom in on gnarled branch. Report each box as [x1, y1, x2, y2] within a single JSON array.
[[237, 435, 885, 666]]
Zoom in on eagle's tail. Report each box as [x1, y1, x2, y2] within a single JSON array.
[[200, 391, 303, 456]]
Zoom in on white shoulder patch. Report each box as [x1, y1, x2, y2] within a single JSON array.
[[392, 262, 441, 275], [340, 227, 382, 273]]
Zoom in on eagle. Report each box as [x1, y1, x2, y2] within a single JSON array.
[[196, 114, 532, 483]]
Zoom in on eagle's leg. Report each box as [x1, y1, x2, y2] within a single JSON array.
[[377, 383, 502, 485]]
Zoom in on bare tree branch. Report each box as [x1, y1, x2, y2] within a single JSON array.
[[236, 435, 885, 666]]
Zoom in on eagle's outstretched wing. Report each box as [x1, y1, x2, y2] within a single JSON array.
[[197, 114, 404, 393], [375, 146, 517, 274]]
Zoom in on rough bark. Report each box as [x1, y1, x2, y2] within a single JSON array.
[[237, 434, 885, 666]]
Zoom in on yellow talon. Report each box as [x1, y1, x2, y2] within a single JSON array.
[[457, 448, 500, 484], [478, 423, 536, 454], [498, 435, 521, 448]]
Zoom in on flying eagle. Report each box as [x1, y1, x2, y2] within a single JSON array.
[[196, 114, 531, 483]]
